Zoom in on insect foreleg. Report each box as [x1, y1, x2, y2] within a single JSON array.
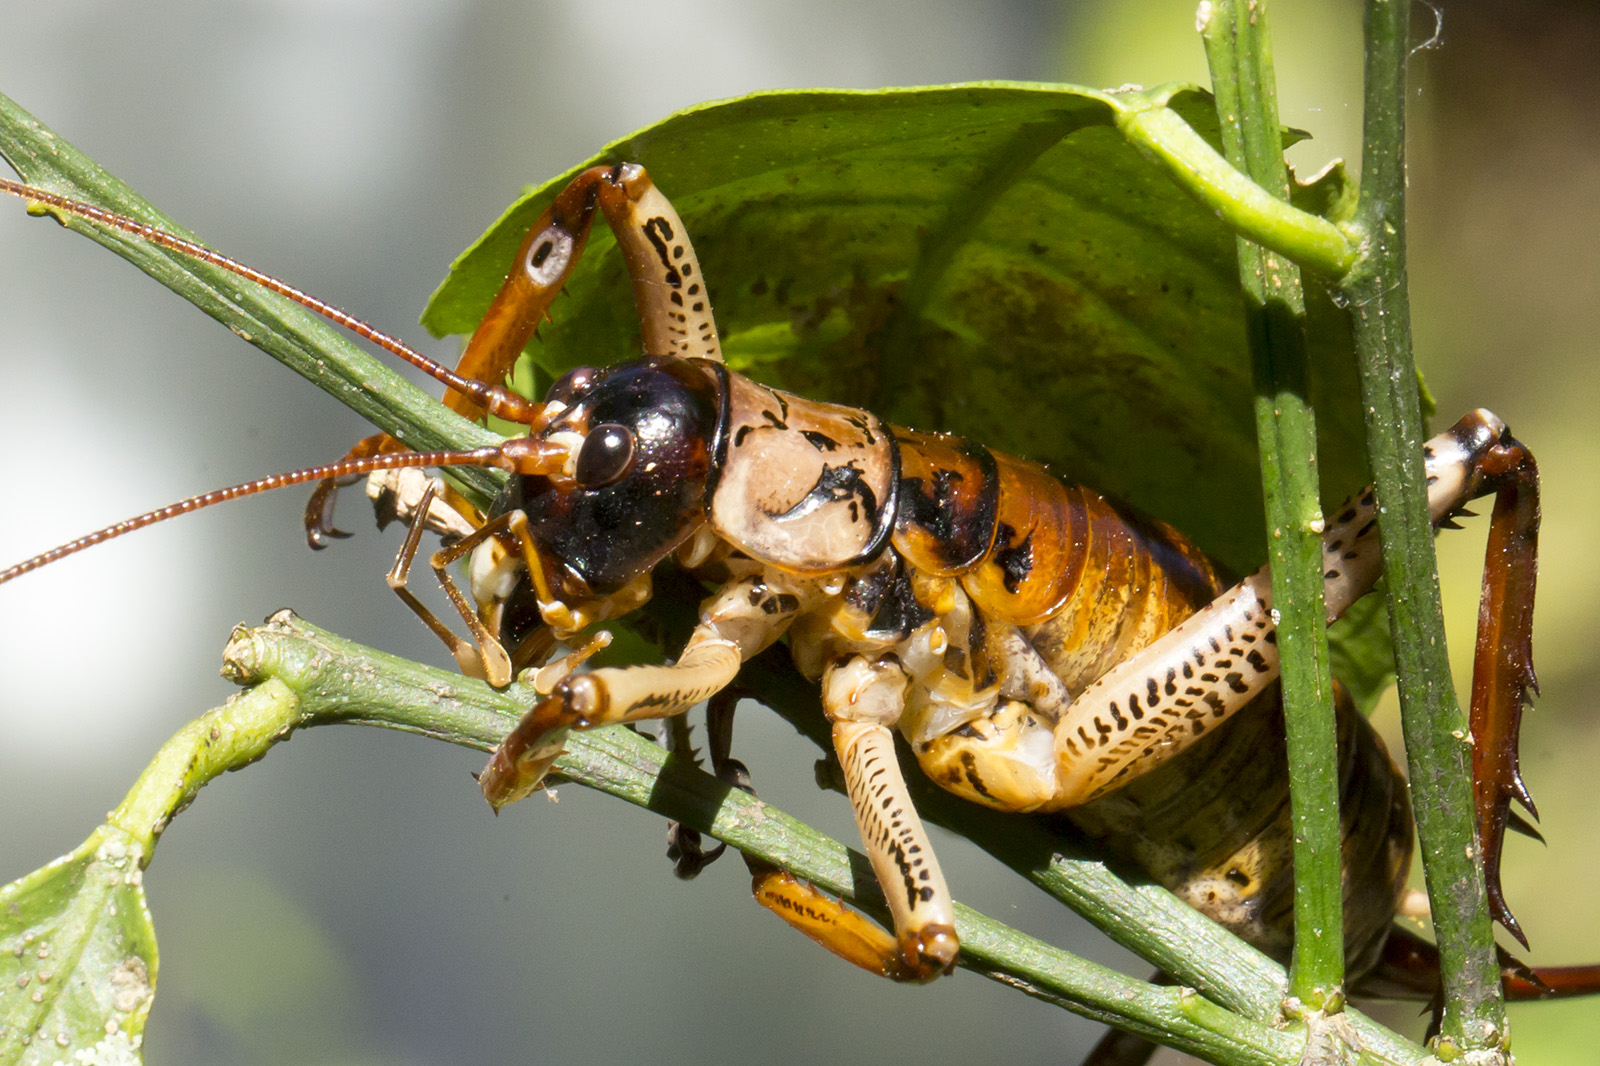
[[477, 573, 804, 809]]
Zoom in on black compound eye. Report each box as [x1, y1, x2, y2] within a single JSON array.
[[575, 423, 637, 488], [545, 365, 599, 406]]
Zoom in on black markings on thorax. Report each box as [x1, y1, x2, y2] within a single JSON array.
[[992, 522, 1035, 594], [802, 429, 839, 451], [843, 559, 934, 641], [844, 411, 878, 445], [770, 462, 879, 528], [901, 469, 963, 541]]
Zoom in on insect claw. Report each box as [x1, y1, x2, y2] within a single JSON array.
[[719, 757, 755, 794], [307, 525, 354, 551], [666, 823, 726, 881], [1511, 771, 1539, 819], [1489, 885, 1530, 951], [1506, 809, 1544, 843]]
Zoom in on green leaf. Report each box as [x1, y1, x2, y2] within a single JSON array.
[[423, 83, 1383, 695], [0, 682, 301, 1062], [0, 829, 156, 1066], [1327, 585, 1397, 716]]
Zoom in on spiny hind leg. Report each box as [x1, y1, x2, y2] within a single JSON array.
[[1029, 411, 1535, 811], [1363, 926, 1600, 1040], [919, 409, 1541, 886]]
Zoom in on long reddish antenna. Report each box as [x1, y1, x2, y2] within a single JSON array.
[[0, 437, 571, 586], [0, 177, 542, 427]]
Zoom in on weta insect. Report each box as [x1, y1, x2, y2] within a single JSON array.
[[0, 163, 1589, 1010]]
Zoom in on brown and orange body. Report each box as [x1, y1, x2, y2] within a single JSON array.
[[0, 163, 1565, 1007], [455, 347, 1456, 984], [872, 427, 1412, 977]]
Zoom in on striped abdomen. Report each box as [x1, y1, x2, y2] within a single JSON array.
[[890, 425, 1227, 684], [888, 426, 1412, 972]]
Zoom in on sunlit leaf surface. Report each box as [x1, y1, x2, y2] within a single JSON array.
[[0, 827, 156, 1066]]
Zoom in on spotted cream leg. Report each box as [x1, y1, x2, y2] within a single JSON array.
[[816, 655, 961, 981], [682, 685, 949, 982], [478, 574, 805, 809]]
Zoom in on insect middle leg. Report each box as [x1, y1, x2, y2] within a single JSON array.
[[678, 651, 963, 983], [814, 654, 960, 980], [668, 688, 933, 981]]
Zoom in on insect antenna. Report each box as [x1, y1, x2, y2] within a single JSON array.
[[0, 439, 570, 586], [0, 178, 544, 428]]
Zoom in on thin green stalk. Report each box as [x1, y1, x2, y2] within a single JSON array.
[[1199, 0, 1345, 1009], [108, 679, 302, 848], [1342, 0, 1507, 1055], [1109, 87, 1356, 277]]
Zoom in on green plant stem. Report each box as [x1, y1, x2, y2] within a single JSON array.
[[1199, 0, 1345, 1009], [108, 679, 301, 851], [218, 612, 1432, 1066], [0, 91, 503, 507], [219, 611, 1309, 1066], [1109, 86, 1355, 278], [1342, 0, 1507, 1055]]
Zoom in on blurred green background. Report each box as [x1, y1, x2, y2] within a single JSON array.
[[0, 1, 1595, 1064]]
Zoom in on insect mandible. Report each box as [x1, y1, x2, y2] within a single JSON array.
[[2, 157, 1587, 1006]]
